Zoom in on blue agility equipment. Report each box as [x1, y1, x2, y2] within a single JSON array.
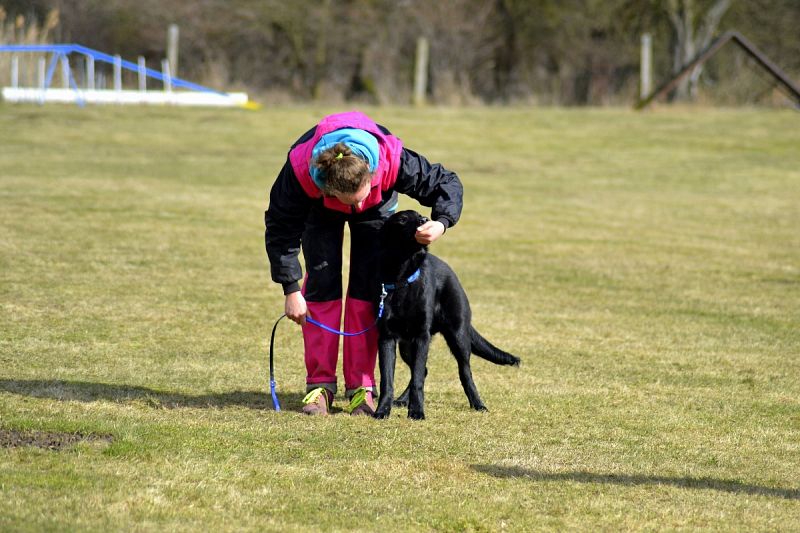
[[0, 43, 226, 93], [0, 43, 249, 107]]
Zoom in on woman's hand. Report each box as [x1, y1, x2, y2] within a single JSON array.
[[285, 291, 307, 325], [415, 220, 445, 245]]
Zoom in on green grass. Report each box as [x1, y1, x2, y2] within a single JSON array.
[[1, 103, 799, 531]]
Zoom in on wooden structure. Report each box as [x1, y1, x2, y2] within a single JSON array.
[[636, 31, 800, 109]]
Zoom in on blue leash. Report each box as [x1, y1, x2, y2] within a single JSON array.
[[306, 316, 378, 336], [300, 267, 421, 336], [267, 312, 373, 412], [267, 267, 421, 411], [268, 314, 286, 411]]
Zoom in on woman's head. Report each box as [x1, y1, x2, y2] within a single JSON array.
[[313, 142, 372, 201]]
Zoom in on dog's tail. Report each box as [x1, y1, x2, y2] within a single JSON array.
[[470, 327, 521, 366]]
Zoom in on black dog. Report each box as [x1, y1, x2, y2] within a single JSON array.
[[374, 210, 520, 420]]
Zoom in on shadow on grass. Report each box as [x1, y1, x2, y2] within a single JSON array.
[[472, 465, 800, 500], [0, 379, 307, 411]]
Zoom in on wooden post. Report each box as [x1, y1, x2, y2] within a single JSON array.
[[167, 24, 179, 79], [413, 37, 429, 106], [114, 54, 122, 91], [86, 56, 95, 90], [640, 33, 652, 100], [161, 59, 172, 92], [138, 56, 147, 92], [11, 55, 18, 88]]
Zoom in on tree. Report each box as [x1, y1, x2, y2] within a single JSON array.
[[664, 0, 732, 99]]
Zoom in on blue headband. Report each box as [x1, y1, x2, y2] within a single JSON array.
[[309, 128, 380, 189]]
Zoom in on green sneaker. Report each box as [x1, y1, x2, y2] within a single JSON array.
[[302, 387, 333, 416], [345, 387, 375, 416]]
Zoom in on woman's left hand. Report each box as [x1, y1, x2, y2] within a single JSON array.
[[415, 220, 445, 245]]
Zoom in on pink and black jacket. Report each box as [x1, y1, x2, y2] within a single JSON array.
[[265, 111, 463, 293]]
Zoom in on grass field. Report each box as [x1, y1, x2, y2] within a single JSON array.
[[1, 103, 799, 531]]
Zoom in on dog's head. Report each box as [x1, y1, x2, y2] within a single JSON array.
[[381, 210, 429, 253]]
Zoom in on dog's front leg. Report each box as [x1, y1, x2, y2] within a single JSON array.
[[374, 337, 397, 419], [407, 335, 431, 420]]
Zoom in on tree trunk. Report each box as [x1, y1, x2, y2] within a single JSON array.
[[666, 0, 731, 100]]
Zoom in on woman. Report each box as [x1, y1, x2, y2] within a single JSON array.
[[264, 111, 463, 416]]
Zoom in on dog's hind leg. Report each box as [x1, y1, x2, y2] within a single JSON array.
[[444, 330, 487, 411]]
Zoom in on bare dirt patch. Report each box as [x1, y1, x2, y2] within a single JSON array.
[[0, 429, 113, 450]]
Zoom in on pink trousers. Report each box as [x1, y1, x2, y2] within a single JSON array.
[[302, 290, 377, 397]]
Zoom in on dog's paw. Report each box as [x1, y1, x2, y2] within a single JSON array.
[[392, 398, 408, 407], [408, 409, 425, 420], [473, 404, 488, 412], [373, 409, 391, 420]]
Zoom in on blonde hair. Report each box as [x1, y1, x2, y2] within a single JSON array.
[[313, 143, 371, 195]]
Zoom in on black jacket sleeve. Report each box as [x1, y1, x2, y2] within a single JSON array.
[[394, 148, 464, 229], [264, 160, 313, 294]]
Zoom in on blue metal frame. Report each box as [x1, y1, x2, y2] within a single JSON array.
[[0, 43, 226, 97]]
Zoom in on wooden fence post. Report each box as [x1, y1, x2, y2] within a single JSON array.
[[161, 59, 172, 92], [640, 33, 652, 100], [413, 37, 429, 106], [167, 24, 179, 79]]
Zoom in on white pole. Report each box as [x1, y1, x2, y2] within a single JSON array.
[[138, 56, 147, 92], [11, 55, 18, 88], [87, 56, 95, 90], [161, 59, 172, 92], [114, 54, 122, 92], [38, 57, 46, 89], [641, 33, 653, 99]]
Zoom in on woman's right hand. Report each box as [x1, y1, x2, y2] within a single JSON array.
[[285, 291, 307, 325]]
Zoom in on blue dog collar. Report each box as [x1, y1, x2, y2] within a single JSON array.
[[378, 268, 421, 319], [382, 268, 420, 291]]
